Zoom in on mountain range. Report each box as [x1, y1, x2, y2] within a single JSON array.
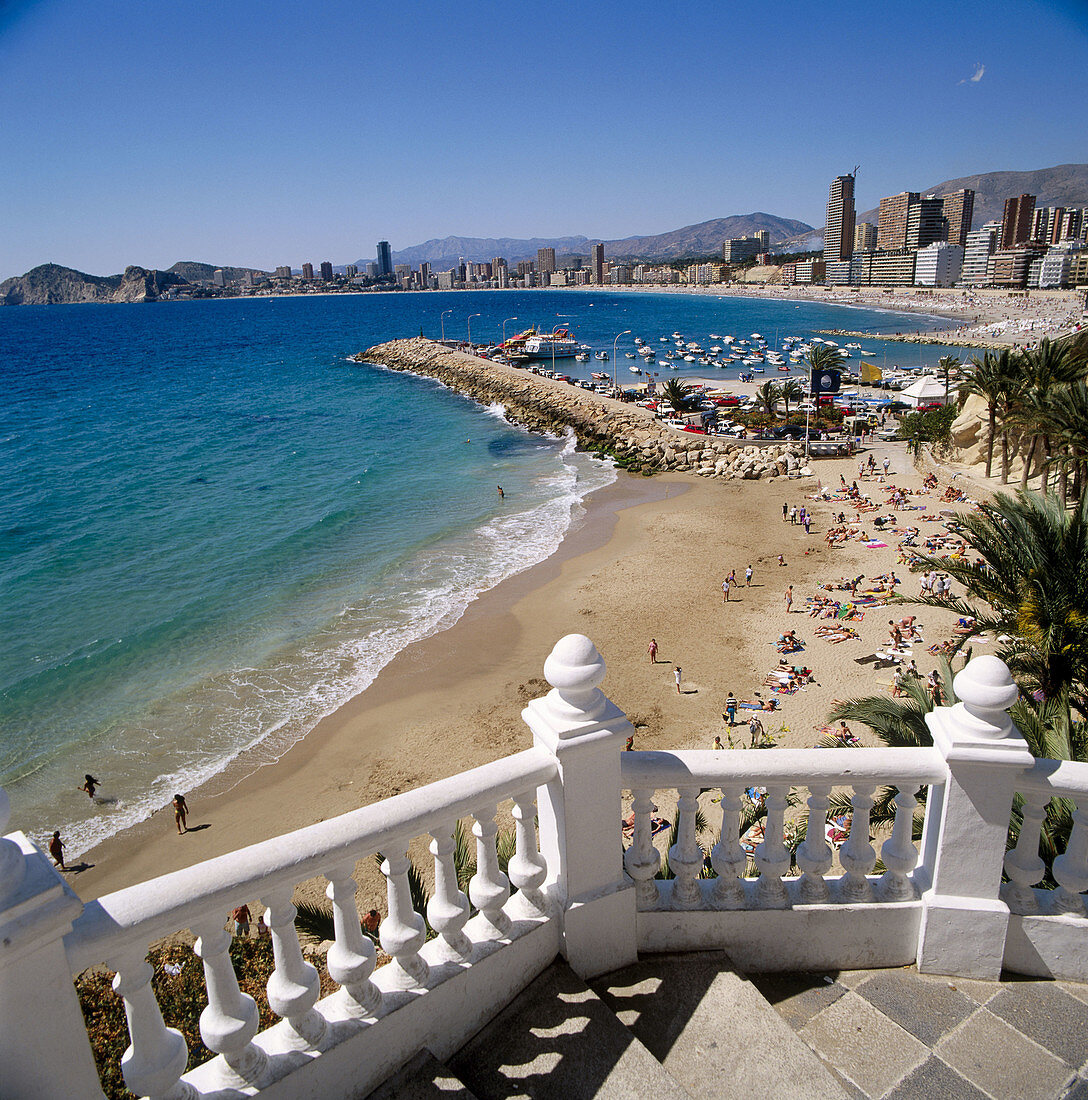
[[4, 164, 1085, 305]]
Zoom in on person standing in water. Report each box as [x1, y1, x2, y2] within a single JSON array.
[[79, 774, 100, 799]]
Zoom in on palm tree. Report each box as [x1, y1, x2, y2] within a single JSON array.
[[1041, 381, 1088, 507], [1012, 339, 1081, 492], [660, 378, 695, 415], [807, 344, 845, 430], [780, 378, 804, 418], [909, 490, 1088, 711], [755, 380, 779, 418], [961, 348, 1024, 482], [937, 354, 961, 407]]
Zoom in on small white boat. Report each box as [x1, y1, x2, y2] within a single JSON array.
[[574, 352, 589, 362], [625, 352, 636, 359], [629, 365, 642, 374], [595, 351, 609, 361]]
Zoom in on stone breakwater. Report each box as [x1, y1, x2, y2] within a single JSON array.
[[359, 338, 808, 480]]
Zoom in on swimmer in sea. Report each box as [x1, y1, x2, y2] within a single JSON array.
[[79, 774, 100, 799]]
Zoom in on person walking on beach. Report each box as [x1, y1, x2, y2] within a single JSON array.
[[172, 793, 189, 834], [48, 830, 66, 870], [722, 577, 731, 602], [783, 502, 789, 522], [748, 715, 765, 748], [724, 692, 738, 726], [784, 585, 794, 613], [363, 909, 381, 937], [674, 666, 682, 694], [647, 638, 658, 664], [231, 903, 252, 937], [79, 774, 100, 799], [789, 506, 798, 525], [882, 457, 890, 477], [745, 564, 753, 587]]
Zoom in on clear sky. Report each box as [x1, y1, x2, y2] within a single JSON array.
[[2, 0, 1086, 278]]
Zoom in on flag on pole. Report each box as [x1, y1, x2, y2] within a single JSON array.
[[810, 368, 842, 393]]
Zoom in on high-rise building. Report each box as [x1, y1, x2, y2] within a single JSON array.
[[824, 174, 856, 262], [906, 196, 946, 250], [274, 266, 293, 279], [212, 268, 226, 287], [914, 242, 964, 287], [940, 189, 975, 249], [419, 262, 431, 287], [1033, 207, 1064, 244], [592, 243, 604, 285], [319, 261, 333, 281], [302, 262, 314, 280], [960, 221, 1000, 286], [1059, 208, 1085, 241], [722, 237, 763, 263], [1000, 195, 1036, 250], [877, 192, 917, 251], [854, 223, 876, 251], [537, 247, 556, 274], [345, 264, 358, 279], [376, 241, 393, 277], [365, 262, 379, 279]]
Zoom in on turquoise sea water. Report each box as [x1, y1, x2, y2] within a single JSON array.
[[0, 289, 959, 854]]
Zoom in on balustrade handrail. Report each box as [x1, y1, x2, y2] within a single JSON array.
[[65, 747, 557, 970], [620, 746, 947, 790], [1015, 756, 1088, 799]]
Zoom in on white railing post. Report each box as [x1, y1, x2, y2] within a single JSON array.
[[1002, 792, 1049, 913], [710, 786, 747, 908], [623, 788, 661, 909], [669, 786, 704, 908], [507, 790, 548, 916], [260, 887, 327, 1048], [880, 786, 922, 901], [469, 806, 511, 939], [522, 634, 637, 979], [1051, 797, 1088, 915], [796, 785, 833, 902], [754, 784, 790, 908], [426, 823, 473, 959], [324, 861, 381, 1016], [917, 655, 1033, 978], [0, 788, 107, 1099], [838, 785, 876, 902], [378, 843, 430, 989]]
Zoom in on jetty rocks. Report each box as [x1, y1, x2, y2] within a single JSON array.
[[359, 338, 808, 481]]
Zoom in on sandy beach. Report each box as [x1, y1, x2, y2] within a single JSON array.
[[73, 435, 973, 913]]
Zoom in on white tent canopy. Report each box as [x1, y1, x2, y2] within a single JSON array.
[[898, 376, 950, 407]]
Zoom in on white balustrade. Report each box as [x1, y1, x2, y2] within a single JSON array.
[[623, 788, 661, 909], [469, 806, 512, 938], [709, 787, 747, 908], [668, 787, 704, 908], [795, 785, 832, 902], [261, 887, 327, 1047], [426, 823, 472, 960], [110, 949, 195, 1100], [379, 843, 430, 988], [1052, 797, 1088, 915], [507, 790, 548, 915], [754, 785, 790, 908], [838, 785, 876, 902], [879, 786, 921, 901], [192, 921, 268, 1085], [325, 861, 381, 1015], [1002, 791, 1049, 913]]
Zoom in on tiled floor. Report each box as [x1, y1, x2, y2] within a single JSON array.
[[752, 968, 1088, 1100]]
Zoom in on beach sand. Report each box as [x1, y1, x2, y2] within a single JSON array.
[[73, 438, 969, 915]]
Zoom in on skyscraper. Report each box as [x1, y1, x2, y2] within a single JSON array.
[[854, 223, 876, 252], [592, 243, 604, 285], [906, 196, 946, 250], [376, 241, 393, 277], [824, 174, 856, 262], [1000, 195, 1036, 250], [940, 189, 975, 249], [877, 192, 917, 251], [302, 262, 314, 280], [319, 261, 333, 281], [537, 248, 556, 274]]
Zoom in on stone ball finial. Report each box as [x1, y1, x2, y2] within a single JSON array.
[[543, 634, 606, 695], [953, 655, 1019, 713]]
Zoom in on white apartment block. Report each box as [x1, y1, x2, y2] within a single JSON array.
[[914, 242, 963, 287], [959, 221, 1000, 286]]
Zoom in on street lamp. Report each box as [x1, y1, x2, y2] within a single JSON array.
[[613, 329, 631, 390], [467, 313, 480, 347], [502, 316, 518, 344], [441, 309, 453, 344]]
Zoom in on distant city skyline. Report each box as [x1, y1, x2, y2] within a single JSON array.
[[1, 0, 1086, 278]]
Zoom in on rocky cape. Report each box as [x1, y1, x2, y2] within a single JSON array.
[[358, 338, 809, 481], [0, 263, 188, 306]]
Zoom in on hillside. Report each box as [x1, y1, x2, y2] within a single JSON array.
[[362, 213, 813, 270], [169, 261, 269, 285], [0, 264, 187, 306]]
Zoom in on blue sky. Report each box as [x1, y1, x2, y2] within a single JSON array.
[[2, 0, 1086, 278]]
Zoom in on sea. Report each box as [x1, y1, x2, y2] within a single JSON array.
[[0, 287, 962, 856]]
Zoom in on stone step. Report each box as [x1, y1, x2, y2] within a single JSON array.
[[367, 1049, 482, 1100], [590, 951, 850, 1100], [446, 960, 695, 1099]]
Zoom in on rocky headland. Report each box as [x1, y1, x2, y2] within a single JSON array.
[[0, 263, 187, 306], [359, 338, 808, 480]]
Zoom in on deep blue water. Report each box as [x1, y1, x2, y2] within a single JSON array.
[[0, 288, 955, 853]]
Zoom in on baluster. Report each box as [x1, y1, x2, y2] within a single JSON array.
[[839, 785, 876, 902], [192, 922, 267, 1085], [427, 822, 472, 960], [754, 785, 790, 908], [260, 887, 327, 1048], [669, 786, 704, 908], [710, 786, 747, 908], [470, 806, 512, 938], [325, 861, 380, 1015], [379, 841, 430, 988], [795, 785, 833, 903], [879, 786, 921, 901], [1003, 790, 1048, 913], [1052, 796, 1088, 915], [507, 790, 548, 916], [623, 788, 661, 909], [111, 949, 195, 1100]]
